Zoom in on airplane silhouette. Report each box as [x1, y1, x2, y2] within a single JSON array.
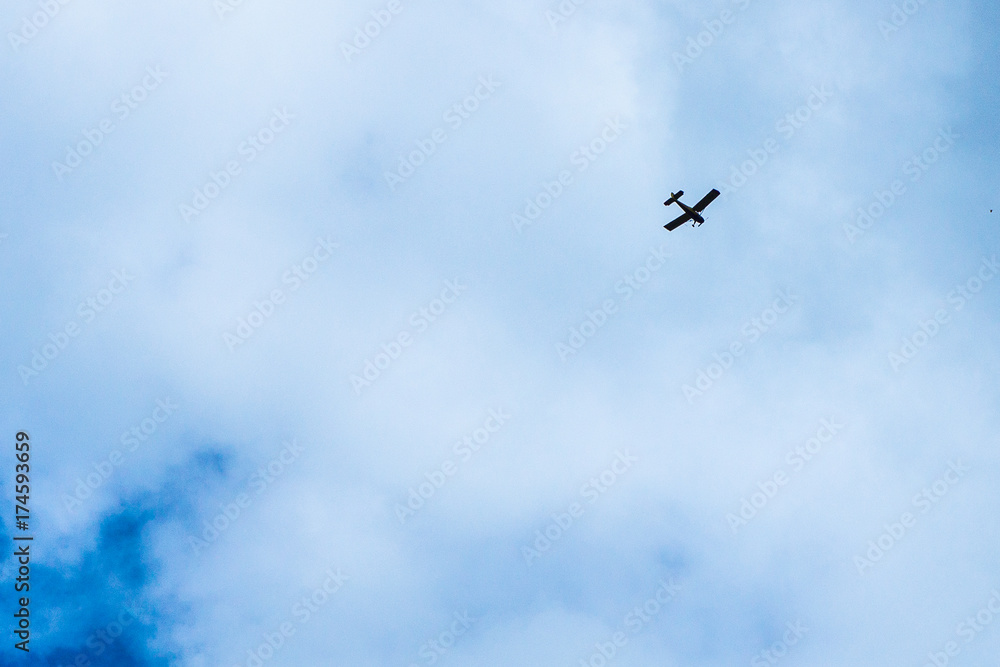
[[663, 189, 720, 231]]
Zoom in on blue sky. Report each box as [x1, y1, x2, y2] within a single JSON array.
[[1, 0, 998, 665]]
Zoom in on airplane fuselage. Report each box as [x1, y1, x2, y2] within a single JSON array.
[[663, 187, 720, 231], [668, 193, 705, 224]]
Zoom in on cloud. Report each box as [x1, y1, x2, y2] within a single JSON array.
[[1, 0, 998, 664]]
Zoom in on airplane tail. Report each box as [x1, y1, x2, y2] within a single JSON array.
[[663, 190, 683, 206]]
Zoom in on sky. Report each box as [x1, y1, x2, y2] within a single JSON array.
[[1, 0, 998, 665]]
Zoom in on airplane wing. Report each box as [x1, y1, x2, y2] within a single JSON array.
[[692, 189, 721, 212], [664, 212, 694, 231]]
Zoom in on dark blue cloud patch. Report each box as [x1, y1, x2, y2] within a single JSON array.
[[0, 508, 173, 666], [0, 446, 242, 666]]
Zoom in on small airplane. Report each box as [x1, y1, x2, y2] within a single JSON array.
[[663, 188, 721, 231]]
